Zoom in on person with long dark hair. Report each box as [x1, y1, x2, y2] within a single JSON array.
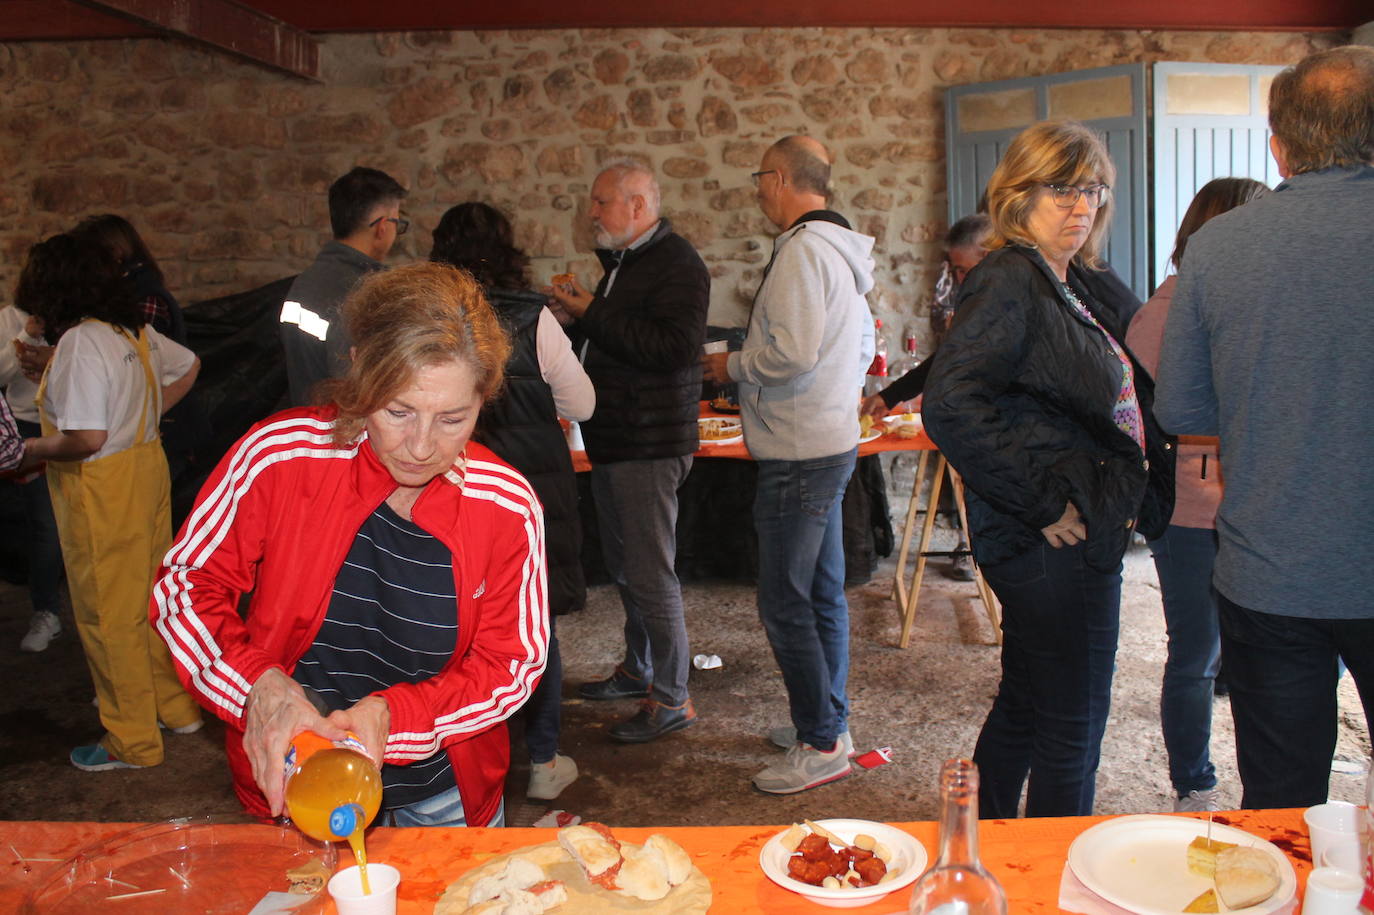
[[1127, 177, 1269, 812], [431, 201, 593, 801], [16, 232, 203, 771]]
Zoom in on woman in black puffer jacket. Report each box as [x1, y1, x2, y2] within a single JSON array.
[[431, 202, 594, 802], [924, 121, 1174, 818]]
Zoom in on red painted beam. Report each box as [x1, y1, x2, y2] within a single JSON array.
[[68, 0, 320, 79], [247, 0, 1367, 32]]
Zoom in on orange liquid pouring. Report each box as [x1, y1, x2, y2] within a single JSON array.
[[285, 746, 383, 894]]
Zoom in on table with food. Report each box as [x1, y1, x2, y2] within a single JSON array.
[[1, 805, 1341, 914]]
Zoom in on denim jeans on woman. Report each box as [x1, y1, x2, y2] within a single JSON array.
[[972, 539, 1121, 818], [1148, 525, 1220, 797], [753, 448, 856, 753]]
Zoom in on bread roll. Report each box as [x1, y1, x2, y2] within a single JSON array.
[[1213, 846, 1280, 909], [558, 824, 622, 880], [615, 849, 672, 901], [644, 834, 693, 886]]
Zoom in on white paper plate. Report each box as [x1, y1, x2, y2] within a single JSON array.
[[858, 422, 886, 445], [1066, 815, 1297, 915], [759, 819, 926, 908], [699, 417, 743, 447]]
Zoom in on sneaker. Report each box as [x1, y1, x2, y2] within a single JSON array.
[[767, 726, 855, 758], [1174, 788, 1222, 812], [70, 744, 147, 772], [159, 719, 204, 735], [944, 544, 976, 582], [20, 611, 61, 653], [577, 666, 651, 701], [527, 753, 579, 800], [752, 741, 852, 795], [609, 698, 696, 743]]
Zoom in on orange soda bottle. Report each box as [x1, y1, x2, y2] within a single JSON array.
[[284, 732, 383, 892]]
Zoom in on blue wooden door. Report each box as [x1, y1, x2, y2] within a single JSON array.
[[945, 64, 1149, 299]]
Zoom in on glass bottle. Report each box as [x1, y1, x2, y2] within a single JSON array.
[[865, 318, 889, 396], [907, 758, 1008, 915]]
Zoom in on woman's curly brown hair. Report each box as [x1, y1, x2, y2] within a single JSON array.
[[429, 202, 531, 291]]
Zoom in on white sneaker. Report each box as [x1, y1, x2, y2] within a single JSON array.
[[159, 719, 205, 735], [768, 726, 855, 757], [20, 611, 61, 653], [752, 741, 852, 795], [527, 753, 579, 800], [1174, 788, 1222, 812]]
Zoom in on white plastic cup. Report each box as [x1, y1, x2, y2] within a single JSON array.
[[1321, 844, 1362, 872], [566, 421, 585, 452], [328, 863, 400, 915], [1305, 802, 1361, 869], [703, 340, 728, 354], [692, 653, 722, 670], [1303, 866, 1363, 915]]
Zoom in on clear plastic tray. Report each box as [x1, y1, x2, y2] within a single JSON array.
[[22, 814, 337, 914]]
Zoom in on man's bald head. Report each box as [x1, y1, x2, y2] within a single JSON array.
[[766, 135, 832, 197], [1269, 45, 1374, 175]]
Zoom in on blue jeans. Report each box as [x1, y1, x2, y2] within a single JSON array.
[[523, 619, 562, 764], [1219, 595, 1374, 809], [1148, 525, 1220, 796], [973, 541, 1121, 818], [15, 418, 65, 616], [590, 456, 693, 706], [754, 449, 856, 752], [380, 786, 505, 828]]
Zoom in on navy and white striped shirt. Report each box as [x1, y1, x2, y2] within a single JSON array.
[[295, 502, 459, 810]]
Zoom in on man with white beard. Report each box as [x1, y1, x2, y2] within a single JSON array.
[[548, 158, 710, 744]]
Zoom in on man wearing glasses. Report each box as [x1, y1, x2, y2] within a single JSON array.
[[280, 166, 408, 406], [703, 135, 875, 794]]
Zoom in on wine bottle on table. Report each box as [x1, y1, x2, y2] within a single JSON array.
[[907, 758, 1007, 915]]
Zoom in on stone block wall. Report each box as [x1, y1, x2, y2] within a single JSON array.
[[0, 27, 1334, 345]]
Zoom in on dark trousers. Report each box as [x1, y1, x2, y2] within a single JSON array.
[[973, 541, 1121, 818], [1219, 595, 1374, 809], [523, 619, 562, 764], [15, 419, 65, 616]]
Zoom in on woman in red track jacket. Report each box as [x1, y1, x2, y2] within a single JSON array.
[[151, 264, 548, 828]]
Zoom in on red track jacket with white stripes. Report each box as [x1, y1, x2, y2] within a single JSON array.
[[150, 406, 549, 825]]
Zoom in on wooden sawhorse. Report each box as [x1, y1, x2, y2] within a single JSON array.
[[890, 450, 1001, 648]]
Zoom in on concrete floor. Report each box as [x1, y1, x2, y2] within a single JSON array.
[[1, 454, 1368, 833]]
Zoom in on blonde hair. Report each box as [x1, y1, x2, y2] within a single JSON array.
[[323, 262, 511, 444], [983, 120, 1117, 269]]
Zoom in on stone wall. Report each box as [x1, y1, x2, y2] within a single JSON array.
[[0, 27, 1336, 343]]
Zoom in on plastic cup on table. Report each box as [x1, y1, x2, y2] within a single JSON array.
[[703, 340, 728, 354], [1304, 801, 1360, 868], [1302, 865, 1363, 915], [1321, 843, 1362, 872], [328, 863, 400, 915]]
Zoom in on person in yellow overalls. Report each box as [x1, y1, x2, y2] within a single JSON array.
[[16, 232, 203, 771]]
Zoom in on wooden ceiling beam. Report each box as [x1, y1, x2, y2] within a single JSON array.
[[69, 0, 320, 80]]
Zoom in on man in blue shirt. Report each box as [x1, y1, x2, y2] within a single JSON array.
[[1155, 45, 1374, 809]]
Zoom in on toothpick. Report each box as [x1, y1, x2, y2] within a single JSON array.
[[1206, 809, 1213, 845], [167, 866, 192, 888], [104, 875, 139, 889], [106, 888, 166, 901]]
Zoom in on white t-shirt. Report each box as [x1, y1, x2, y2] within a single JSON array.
[[42, 322, 196, 462], [0, 305, 44, 424]]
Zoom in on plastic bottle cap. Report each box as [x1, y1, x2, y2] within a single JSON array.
[[329, 802, 362, 838]]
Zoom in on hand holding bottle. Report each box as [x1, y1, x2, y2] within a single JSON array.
[[244, 668, 348, 816]]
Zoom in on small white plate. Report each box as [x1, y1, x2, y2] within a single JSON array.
[[699, 417, 743, 447], [759, 818, 926, 909], [858, 424, 885, 445], [1066, 814, 1297, 915]]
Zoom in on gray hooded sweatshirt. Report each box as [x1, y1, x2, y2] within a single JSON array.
[[729, 215, 876, 461]]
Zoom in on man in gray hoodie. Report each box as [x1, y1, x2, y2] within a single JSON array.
[[705, 135, 875, 794]]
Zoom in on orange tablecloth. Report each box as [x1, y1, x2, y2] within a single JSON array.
[[570, 402, 934, 472], [0, 809, 1313, 913]]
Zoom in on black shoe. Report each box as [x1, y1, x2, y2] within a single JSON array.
[[577, 667, 650, 701], [609, 699, 697, 743]]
